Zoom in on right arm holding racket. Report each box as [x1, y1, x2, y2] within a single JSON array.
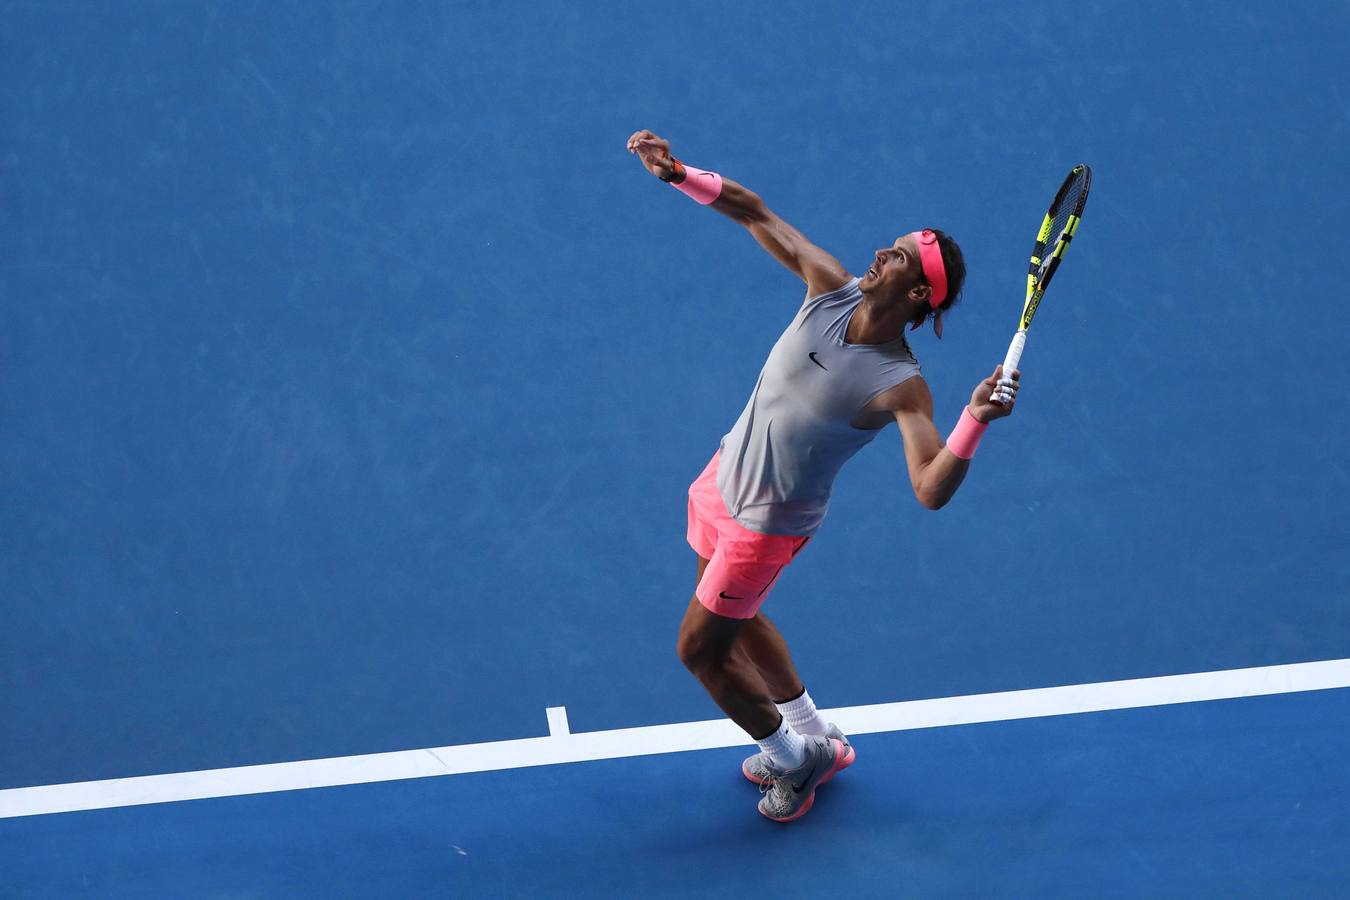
[[888, 367, 1019, 509], [903, 164, 1089, 508]]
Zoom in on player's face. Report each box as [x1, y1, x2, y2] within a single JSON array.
[[861, 234, 925, 300]]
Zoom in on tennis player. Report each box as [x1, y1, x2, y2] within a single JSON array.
[[627, 130, 1018, 822]]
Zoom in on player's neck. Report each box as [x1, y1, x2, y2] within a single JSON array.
[[847, 292, 913, 345]]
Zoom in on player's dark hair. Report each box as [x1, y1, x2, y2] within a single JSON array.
[[930, 228, 965, 314]]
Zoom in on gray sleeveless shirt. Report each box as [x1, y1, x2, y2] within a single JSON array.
[[717, 277, 922, 535]]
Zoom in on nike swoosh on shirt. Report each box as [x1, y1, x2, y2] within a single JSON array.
[[719, 591, 744, 601], [808, 352, 827, 371]]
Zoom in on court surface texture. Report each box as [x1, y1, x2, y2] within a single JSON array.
[[3, 2, 1349, 897]]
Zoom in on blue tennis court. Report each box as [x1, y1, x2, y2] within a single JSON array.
[[4, 1, 1349, 896]]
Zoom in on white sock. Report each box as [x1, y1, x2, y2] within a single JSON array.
[[776, 687, 829, 737], [756, 717, 807, 770]]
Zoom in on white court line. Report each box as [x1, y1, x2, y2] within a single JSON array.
[[545, 706, 570, 737], [4, 657, 1349, 820]]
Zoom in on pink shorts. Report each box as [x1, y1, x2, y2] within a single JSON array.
[[686, 450, 810, 619]]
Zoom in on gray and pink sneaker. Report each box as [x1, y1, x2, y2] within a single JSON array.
[[742, 723, 854, 786], [756, 734, 852, 823]]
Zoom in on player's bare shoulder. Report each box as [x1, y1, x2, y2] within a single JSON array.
[[866, 374, 933, 418], [799, 244, 852, 298]]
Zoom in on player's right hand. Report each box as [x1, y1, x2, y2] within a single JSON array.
[[969, 365, 1019, 422], [626, 129, 677, 181]]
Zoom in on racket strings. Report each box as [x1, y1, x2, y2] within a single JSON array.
[[1035, 169, 1090, 279]]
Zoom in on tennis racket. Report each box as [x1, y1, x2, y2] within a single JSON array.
[[993, 164, 1092, 403]]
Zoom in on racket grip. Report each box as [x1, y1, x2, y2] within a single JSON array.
[[999, 330, 1026, 383]]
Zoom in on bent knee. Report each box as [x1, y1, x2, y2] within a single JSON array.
[[677, 620, 734, 674], [676, 630, 712, 672]]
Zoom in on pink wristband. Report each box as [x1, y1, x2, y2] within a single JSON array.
[[946, 407, 988, 460], [673, 164, 723, 205]]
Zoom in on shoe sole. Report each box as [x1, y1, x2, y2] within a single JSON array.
[[758, 738, 853, 823], [743, 740, 855, 787]]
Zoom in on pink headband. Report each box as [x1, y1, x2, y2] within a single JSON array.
[[911, 229, 947, 308], [908, 229, 948, 338]]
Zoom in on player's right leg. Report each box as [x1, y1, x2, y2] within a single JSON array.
[[735, 612, 804, 701], [683, 448, 850, 819], [734, 608, 856, 785]]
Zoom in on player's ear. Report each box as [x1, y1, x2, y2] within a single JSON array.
[[909, 282, 931, 304]]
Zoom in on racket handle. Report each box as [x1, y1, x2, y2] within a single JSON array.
[[999, 330, 1026, 383], [992, 331, 1025, 405]]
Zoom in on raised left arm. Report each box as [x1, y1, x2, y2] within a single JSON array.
[[625, 129, 850, 298]]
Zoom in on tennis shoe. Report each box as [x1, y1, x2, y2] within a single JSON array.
[[756, 734, 849, 823], [743, 723, 854, 786]]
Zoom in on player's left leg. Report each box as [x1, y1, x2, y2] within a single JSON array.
[[676, 595, 780, 740]]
